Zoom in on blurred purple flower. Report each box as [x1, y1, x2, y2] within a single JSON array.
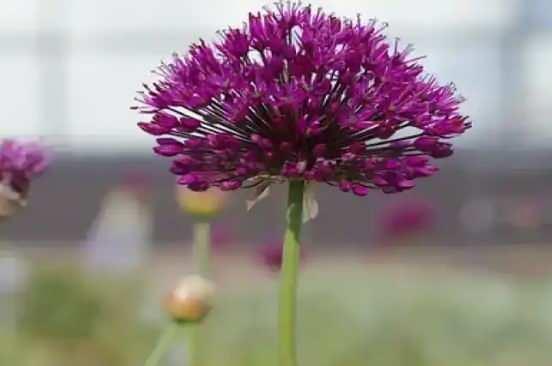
[[135, 2, 470, 195], [0, 139, 49, 217], [0, 139, 49, 195], [379, 200, 435, 239], [257, 239, 305, 272], [120, 170, 152, 202], [211, 224, 237, 253]]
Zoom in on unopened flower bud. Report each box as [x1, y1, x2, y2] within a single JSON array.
[[165, 275, 215, 323], [176, 186, 228, 220]]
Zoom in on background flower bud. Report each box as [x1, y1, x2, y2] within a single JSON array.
[[175, 186, 228, 220], [164, 275, 215, 323]]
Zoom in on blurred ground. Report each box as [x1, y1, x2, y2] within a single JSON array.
[[3, 244, 552, 366]]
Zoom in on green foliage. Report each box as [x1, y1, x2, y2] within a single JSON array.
[[4, 264, 552, 366], [20, 267, 102, 339], [201, 268, 552, 366], [9, 266, 158, 366]]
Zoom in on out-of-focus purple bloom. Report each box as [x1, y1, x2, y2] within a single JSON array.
[[135, 2, 470, 196], [379, 199, 435, 239], [257, 239, 305, 272], [211, 224, 237, 253], [259, 241, 284, 272], [0, 139, 49, 217], [120, 170, 152, 202], [0, 140, 49, 192]]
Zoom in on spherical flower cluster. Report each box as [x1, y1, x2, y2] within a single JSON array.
[[0, 139, 49, 218], [135, 2, 470, 196]]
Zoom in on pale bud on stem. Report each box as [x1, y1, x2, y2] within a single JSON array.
[[164, 275, 215, 323]]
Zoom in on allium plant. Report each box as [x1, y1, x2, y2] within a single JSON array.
[[135, 2, 470, 365], [0, 139, 49, 219]]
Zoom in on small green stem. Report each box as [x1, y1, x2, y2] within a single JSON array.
[[278, 180, 305, 366], [144, 324, 180, 366], [188, 325, 201, 366], [193, 221, 211, 276], [189, 221, 211, 366]]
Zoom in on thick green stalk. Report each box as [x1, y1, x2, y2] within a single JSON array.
[[144, 324, 180, 366], [189, 221, 211, 366], [278, 180, 305, 366]]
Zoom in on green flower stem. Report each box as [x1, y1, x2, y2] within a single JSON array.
[[145, 324, 180, 366], [193, 221, 211, 276], [189, 221, 212, 366], [279, 180, 305, 366], [188, 325, 202, 366]]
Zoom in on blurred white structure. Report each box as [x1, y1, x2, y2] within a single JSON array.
[[82, 183, 153, 272]]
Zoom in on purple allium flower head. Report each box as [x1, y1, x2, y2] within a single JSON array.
[[0, 139, 49, 196], [135, 2, 470, 195], [0, 139, 49, 217]]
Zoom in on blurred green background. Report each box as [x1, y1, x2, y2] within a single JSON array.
[[3, 247, 552, 366]]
